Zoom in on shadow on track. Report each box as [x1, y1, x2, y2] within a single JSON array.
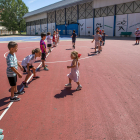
[[54, 88, 77, 99]]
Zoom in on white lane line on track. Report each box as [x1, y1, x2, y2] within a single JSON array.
[[0, 48, 54, 121]]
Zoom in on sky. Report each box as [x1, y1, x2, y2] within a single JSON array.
[[23, 0, 61, 12]]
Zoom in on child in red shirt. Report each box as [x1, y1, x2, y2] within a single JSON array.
[[53, 33, 56, 47]]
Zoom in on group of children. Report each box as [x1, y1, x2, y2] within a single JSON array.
[[6, 30, 82, 102], [92, 27, 108, 53], [135, 27, 140, 45]]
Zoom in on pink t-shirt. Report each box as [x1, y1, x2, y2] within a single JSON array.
[[40, 40, 46, 53]]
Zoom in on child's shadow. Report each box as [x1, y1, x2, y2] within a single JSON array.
[[66, 49, 72, 50], [88, 52, 97, 56], [54, 88, 76, 98], [0, 97, 10, 111]]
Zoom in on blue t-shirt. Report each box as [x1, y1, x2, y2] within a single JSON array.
[[6, 53, 18, 77]]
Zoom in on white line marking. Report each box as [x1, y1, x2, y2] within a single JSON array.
[[0, 48, 54, 121]]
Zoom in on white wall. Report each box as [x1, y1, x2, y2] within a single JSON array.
[[36, 25, 41, 35], [94, 17, 103, 33], [41, 24, 47, 34], [48, 23, 55, 35], [25, 13, 47, 22], [128, 13, 140, 37], [104, 16, 114, 36], [31, 25, 35, 35], [79, 19, 86, 35], [93, 0, 136, 8], [27, 26, 30, 35], [116, 14, 127, 36], [86, 18, 93, 36]]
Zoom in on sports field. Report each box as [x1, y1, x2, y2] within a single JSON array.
[[0, 36, 140, 140]]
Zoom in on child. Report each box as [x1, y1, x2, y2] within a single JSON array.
[[46, 32, 52, 52], [56, 32, 59, 45], [53, 33, 56, 47], [22, 48, 41, 88], [65, 51, 82, 91], [101, 29, 108, 46], [71, 30, 77, 49], [135, 27, 140, 45], [40, 32, 49, 71], [6, 41, 24, 102], [56, 28, 61, 43], [92, 30, 102, 53]]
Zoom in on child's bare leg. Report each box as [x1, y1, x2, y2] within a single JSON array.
[[11, 86, 15, 98], [14, 83, 18, 93], [31, 67, 36, 77], [42, 60, 45, 67], [24, 72, 31, 83], [76, 82, 80, 86], [69, 78, 72, 84]]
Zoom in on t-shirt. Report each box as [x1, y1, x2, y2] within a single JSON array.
[[135, 30, 140, 37], [46, 35, 52, 44], [94, 34, 101, 42], [53, 36, 55, 42], [102, 33, 106, 39], [21, 54, 36, 67], [72, 33, 76, 39], [40, 40, 46, 53], [6, 53, 18, 77]]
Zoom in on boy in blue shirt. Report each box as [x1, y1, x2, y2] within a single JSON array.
[[6, 41, 25, 102], [71, 30, 77, 49]]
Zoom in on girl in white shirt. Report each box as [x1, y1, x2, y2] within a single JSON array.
[[46, 32, 52, 52], [21, 48, 41, 88]]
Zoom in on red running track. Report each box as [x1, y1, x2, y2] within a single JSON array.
[[0, 40, 140, 140]]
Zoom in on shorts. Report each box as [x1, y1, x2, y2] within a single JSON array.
[[8, 75, 17, 86], [95, 41, 100, 48], [47, 44, 52, 47], [136, 37, 140, 40], [72, 38, 76, 43], [102, 37, 105, 41], [41, 53, 46, 60], [22, 65, 33, 72]]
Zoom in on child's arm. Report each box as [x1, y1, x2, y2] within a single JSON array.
[[11, 67, 22, 78], [67, 60, 76, 68], [17, 61, 24, 71], [78, 62, 80, 67], [71, 35, 73, 38], [92, 37, 95, 43], [26, 63, 31, 74]]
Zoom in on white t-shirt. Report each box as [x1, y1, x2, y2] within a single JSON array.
[[135, 30, 140, 37], [46, 35, 52, 44], [21, 54, 36, 67]]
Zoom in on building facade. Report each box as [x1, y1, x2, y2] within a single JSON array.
[[24, 0, 140, 37]]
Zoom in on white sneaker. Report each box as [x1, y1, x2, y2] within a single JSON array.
[[65, 83, 72, 88], [76, 85, 82, 91]]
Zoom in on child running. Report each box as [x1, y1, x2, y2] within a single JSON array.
[[65, 51, 82, 91], [71, 30, 77, 49], [101, 29, 108, 46], [46, 32, 52, 52], [6, 41, 25, 102], [40, 32, 49, 71], [22, 48, 41, 88], [92, 30, 102, 53], [135, 27, 140, 45]]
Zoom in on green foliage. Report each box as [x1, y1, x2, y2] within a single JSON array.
[[0, 0, 28, 34]]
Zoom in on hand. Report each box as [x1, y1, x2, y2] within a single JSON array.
[[67, 66, 70, 68], [18, 73, 22, 78], [92, 41, 93, 43], [20, 67, 24, 72]]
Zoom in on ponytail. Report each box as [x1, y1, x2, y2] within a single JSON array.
[[32, 48, 41, 54]]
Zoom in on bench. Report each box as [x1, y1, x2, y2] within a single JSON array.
[[120, 32, 132, 37]]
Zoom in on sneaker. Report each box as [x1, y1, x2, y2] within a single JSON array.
[[44, 67, 49, 71], [33, 76, 40, 79], [22, 82, 28, 88], [42, 65, 48, 67], [73, 45, 75, 49], [0, 129, 3, 135], [76, 85, 82, 91], [98, 51, 100, 53], [14, 91, 25, 96], [65, 83, 72, 88], [135, 43, 137, 45], [0, 135, 4, 140], [10, 97, 20, 102]]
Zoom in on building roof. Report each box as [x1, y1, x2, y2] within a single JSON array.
[[23, 0, 92, 18]]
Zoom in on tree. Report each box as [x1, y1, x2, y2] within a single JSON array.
[[0, 0, 28, 34]]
